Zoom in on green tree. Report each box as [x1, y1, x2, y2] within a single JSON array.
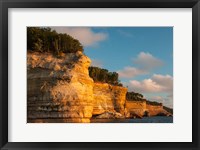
[[27, 27, 83, 54], [88, 66, 122, 86], [126, 92, 146, 101]]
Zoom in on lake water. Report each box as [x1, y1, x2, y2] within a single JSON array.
[[28, 116, 173, 123], [91, 116, 173, 123]]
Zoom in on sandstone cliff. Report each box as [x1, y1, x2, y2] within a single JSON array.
[[93, 83, 127, 118], [146, 104, 170, 116], [27, 51, 172, 123], [27, 51, 128, 122], [27, 51, 94, 123], [125, 101, 146, 118], [125, 101, 172, 118]]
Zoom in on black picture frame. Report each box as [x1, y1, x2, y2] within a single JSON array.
[[0, 0, 199, 149]]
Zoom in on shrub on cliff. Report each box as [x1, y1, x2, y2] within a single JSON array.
[[126, 92, 146, 102], [89, 66, 122, 86], [146, 100, 162, 106], [27, 27, 83, 54], [163, 106, 173, 114], [126, 92, 164, 106]]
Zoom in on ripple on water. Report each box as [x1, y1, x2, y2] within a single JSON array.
[[91, 116, 173, 123]]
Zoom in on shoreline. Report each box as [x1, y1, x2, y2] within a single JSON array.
[[27, 116, 173, 123]]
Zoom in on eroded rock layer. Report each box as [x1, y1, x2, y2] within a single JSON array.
[[27, 51, 172, 123], [125, 101, 146, 118], [27, 51, 94, 123], [146, 104, 170, 116], [92, 83, 127, 118], [125, 101, 172, 118]]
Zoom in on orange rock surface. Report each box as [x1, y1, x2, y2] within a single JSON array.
[[125, 101, 146, 118], [27, 51, 94, 123], [93, 83, 127, 116], [27, 51, 172, 123]]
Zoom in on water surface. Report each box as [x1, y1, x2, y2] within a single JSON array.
[[28, 116, 173, 123], [91, 116, 173, 123]]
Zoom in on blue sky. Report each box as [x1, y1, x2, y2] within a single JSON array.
[[52, 27, 173, 108], [85, 27, 173, 79]]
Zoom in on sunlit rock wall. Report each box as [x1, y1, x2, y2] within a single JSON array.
[[125, 101, 146, 118], [146, 104, 170, 116], [93, 83, 127, 116], [27, 51, 94, 123]]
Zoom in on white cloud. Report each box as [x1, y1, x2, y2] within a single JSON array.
[[149, 96, 163, 102], [91, 59, 103, 68], [127, 74, 173, 108], [148, 95, 173, 108], [117, 30, 133, 37], [167, 93, 173, 99], [151, 74, 173, 92], [127, 74, 173, 94], [164, 94, 173, 108], [117, 66, 147, 78], [51, 27, 108, 47], [118, 52, 164, 79], [133, 52, 163, 70], [128, 79, 163, 93]]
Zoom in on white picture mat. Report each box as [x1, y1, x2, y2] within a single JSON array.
[[8, 8, 192, 142]]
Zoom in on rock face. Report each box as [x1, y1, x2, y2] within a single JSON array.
[[125, 101, 172, 118], [92, 83, 127, 116], [125, 101, 146, 118], [27, 51, 172, 123], [146, 104, 170, 116], [27, 51, 94, 123], [94, 111, 124, 119]]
